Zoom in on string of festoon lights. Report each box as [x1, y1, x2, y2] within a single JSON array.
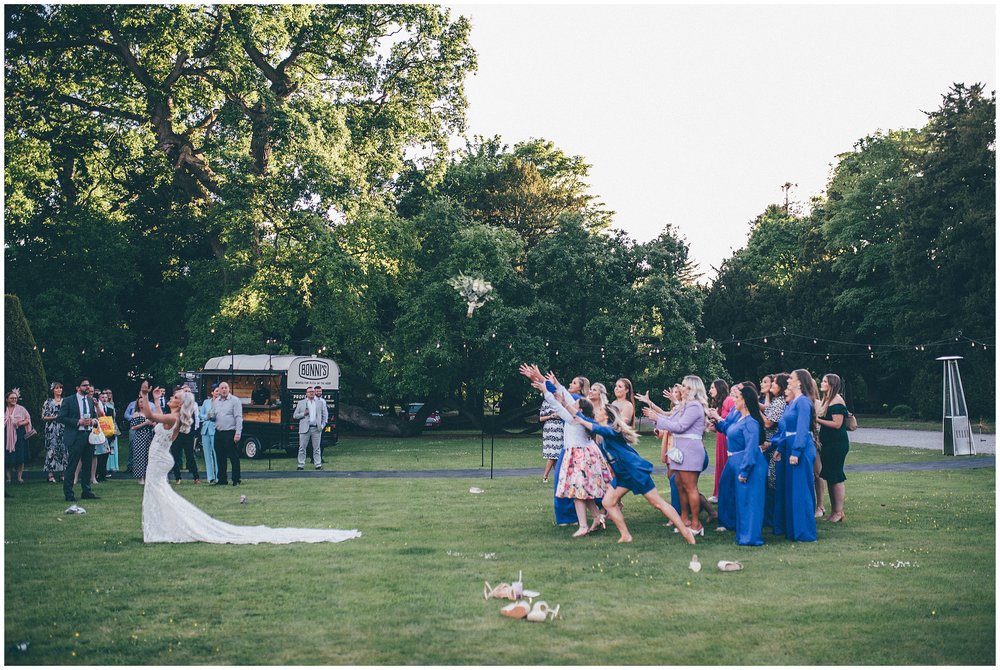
[[29, 328, 993, 374]]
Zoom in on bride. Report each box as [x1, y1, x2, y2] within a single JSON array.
[[138, 385, 360, 544]]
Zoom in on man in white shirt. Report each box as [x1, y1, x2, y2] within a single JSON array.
[[57, 377, 100, 502], [293, 387, 327, 470]]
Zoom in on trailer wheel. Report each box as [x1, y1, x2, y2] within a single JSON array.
[[242, 436, 263, 459]]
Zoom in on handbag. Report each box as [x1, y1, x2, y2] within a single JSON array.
[[24, 427, 37, 440], [667, 447, 684, 464], [88, 425, 107, 446], [98, 415, 117, 438], [845, 412, 858, 431]]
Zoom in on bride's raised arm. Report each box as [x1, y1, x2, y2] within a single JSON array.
[[138, 392, 177, 429]]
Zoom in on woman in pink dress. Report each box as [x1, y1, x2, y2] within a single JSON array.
[[708, 380, 734, 501]]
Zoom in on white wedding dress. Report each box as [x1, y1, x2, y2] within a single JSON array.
[[143, 424, 361, 544]]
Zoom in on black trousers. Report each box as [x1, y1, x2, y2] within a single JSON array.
[[215, 429, 241, 485], [95, 453, 109, 481], [170, 430, 200, 481], [63, 432, 94, 499]]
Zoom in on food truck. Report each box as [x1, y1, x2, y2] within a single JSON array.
[[179, 355, 340, 459]]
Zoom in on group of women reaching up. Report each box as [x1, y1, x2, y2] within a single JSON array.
[[525, 362, 851, 548], [520, 364, 696, 545]]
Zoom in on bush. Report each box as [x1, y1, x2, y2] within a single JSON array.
[[5, 295, 47, 459], [891, 404, 915, 419]]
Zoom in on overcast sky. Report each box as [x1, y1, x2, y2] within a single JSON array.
[[444, 3, 996, 280]]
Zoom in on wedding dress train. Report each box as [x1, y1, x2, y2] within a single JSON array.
[[143, 424, 360, 544]]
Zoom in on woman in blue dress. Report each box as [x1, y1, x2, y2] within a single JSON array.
[[769, 369, 818, 542], [732, 386, 766, 546], [569, 400, 695, 545], [708, 381, 756, 532]]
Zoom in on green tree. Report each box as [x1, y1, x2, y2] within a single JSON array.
[[4, 295, 47, 457]]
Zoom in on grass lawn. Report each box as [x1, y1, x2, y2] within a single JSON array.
[[4, 441, 994, 665]]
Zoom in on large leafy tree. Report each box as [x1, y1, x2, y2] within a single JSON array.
[[6, 3, 476, 390], [703, 84, 995, 418]]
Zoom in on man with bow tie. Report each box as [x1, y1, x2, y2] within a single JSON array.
[[58, 377, 101, 502]]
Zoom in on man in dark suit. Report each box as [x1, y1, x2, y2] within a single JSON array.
[[58, 377, 100, 502]]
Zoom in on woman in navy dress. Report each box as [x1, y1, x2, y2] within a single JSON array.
[[816, 373, 850, 523], [769, 369, 818, 542], [571, 402, 695, 545], [732, 386, 766, 546]]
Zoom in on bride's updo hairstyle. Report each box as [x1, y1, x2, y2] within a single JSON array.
[[177, 389, 197, 434]]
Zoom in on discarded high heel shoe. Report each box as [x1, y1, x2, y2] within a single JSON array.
[[500, 601, 531, 619], [484, 571, 524, 600], [525, 600, 548, 622], [717, 560, 743, 572], [688, 554, 702, 572], [484, 582, 519, 600]]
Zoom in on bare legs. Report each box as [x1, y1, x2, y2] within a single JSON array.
[[542, 458, 556, 482], [814, 455, 825, 516], [571, 499, 603, 537], [675, 471, 703, 530], [826, 481, 845, 521], [602, 485, 695, 545]]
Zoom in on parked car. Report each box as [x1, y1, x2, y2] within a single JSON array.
[[405, 402, 442, 428]]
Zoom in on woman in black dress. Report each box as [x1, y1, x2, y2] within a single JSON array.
[[816, 373, 850, 523], [130, 381, 155, 484]]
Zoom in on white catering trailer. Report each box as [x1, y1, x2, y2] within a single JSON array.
[[179, 355, 340, 458]]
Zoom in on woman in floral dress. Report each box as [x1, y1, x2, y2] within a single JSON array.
[[41, 382, 68, 483]]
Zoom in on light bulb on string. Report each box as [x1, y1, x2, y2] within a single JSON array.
[[763, 337, 767, 343], [32, 345, 37, 351], [826, 354, 830, 360], [436, 342, 440, 348]]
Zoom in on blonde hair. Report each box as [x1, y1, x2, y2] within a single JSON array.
[[682, 375, 710, 419], [604, 405, 639, 446], [177, 390, 197, 435], [590, 383, 608, 409]]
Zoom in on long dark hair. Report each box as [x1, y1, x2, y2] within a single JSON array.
[[577, 397, 595, 419], [709, 379, 729, 409], [739, 386, 765, 446], [771, 373, 790, 400]]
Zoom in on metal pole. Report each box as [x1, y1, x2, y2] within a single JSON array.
[[490, 432, 494, 480]]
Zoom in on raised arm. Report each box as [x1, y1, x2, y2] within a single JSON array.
[[139, 393, 176, 429], [542, 389, 576, 424]]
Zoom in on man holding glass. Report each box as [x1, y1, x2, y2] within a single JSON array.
[[58, 377, 100, 502]]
